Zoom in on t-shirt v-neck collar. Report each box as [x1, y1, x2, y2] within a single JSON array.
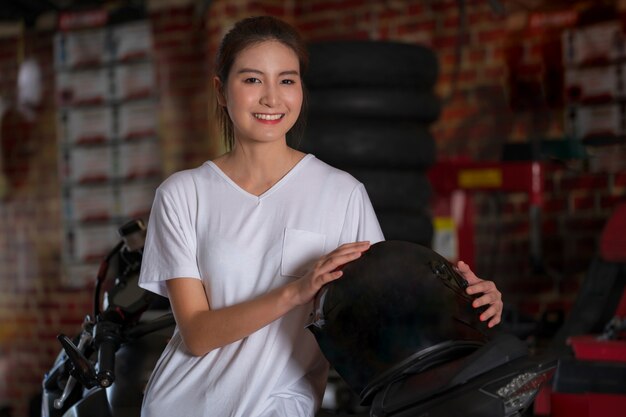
[[205, 153, 314, 201]]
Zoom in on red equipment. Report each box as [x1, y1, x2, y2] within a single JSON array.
[[428, 160, 544, 269], [547, 202, 626, 417], [429, 160, 626, 417]]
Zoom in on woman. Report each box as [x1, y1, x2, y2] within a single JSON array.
[[138, 16, 502, 417]]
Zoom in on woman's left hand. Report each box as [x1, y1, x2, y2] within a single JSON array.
[[457, 261, 503, 328]]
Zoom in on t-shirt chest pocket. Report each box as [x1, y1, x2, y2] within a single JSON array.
[[281, 228, 327, 278]]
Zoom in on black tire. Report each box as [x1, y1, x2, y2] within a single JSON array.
[[308, 89, 441, 122], [305, 41, 438, 90], [301, 119, 436, 170], [349, 169, 432, 211], [376, 210, 434, 246]]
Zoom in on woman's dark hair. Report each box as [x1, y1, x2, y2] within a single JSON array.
[[215, 16, 309, 150]]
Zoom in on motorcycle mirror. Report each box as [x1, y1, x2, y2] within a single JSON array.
[[118, 219, 146, 253]]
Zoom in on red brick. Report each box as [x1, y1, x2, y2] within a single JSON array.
[[151, 18, 195, 33], [477, 28, 508, 43], [469, 11, 499, 25], [438, 69, 478, 85], [378, 27, 390, 40], [150, 6, 194, 20], [440, 105, 476, 120], [511, 62, 544, 76], [467, 48, 487, 63], [483, 66, 506, 79], [438, 50, 458, 67], [431, 0, 461, 12], [443, 16, 462, 29], [432, 33, 471, 49], [224, 4, 240, 16], [377, 9, 403, 20], [154, 34, 195, 49], [304, 30, 370, 42], [407, 3, 426, 15], [297, 18, 335, 33], [311, 0, 367, 12]]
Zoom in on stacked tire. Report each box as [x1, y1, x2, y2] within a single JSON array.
[[301, 41, 440, 246]]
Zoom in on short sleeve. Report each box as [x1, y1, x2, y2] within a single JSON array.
[[338, 183, 385, 245], [138, 187, 201, 297]]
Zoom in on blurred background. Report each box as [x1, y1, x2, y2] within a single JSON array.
[[0, 0, 625, 416]]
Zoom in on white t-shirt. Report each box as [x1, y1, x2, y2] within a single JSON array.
[[138, 154, 384, 417]]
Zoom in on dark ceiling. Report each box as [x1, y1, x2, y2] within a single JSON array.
[[0, 0, 107, 26]]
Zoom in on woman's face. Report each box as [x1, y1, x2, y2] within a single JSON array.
[[218, 40, 303, 147]]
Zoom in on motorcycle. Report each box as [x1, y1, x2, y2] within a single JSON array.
[[311, 241, 558, 417], [43, 224, 557, 417], [41, 219, 175, 417]]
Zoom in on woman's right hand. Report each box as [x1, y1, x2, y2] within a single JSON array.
[[167, 241, 370, 355], [287, 241, 371, 307]]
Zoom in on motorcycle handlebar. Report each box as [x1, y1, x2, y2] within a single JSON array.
[[92, 314, 174, 388], [93, 321, 122, 388], [96, 337, 117, 388]]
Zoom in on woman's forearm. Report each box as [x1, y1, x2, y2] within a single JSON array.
[[168, 278, 299, 356]]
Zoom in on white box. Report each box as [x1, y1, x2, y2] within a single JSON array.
[[69, 184, 116, 221], [563, 22, 625, 66], [118, 100, 158, 139], [114, 62, 155, 100], [56, 68, 110, 105], [68, 146, 114, 183], [56, 29, 110, 68], [565, 65, 625, 102], [119, 181, 158, 218], [566, 104, 625, 139], [112, 21, 153, 61], [66, 107, 114, 144], [118, 140, 161, 179], [73, 224, 119, 262]]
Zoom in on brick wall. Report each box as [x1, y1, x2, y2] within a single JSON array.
[[0, 4, 212, 415], [149, 5, 213, 174], [0, 28, 85, 415], [0, 0, 625, 415], [474, 165, 626, 318]]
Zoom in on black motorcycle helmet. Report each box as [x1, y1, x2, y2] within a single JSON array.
[[307, 240, 491, 403]]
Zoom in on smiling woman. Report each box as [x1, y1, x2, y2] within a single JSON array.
[[137, 16, 384, 417], [214, 40, 304, 148], [213, 16, 309, 151], [136, 15, 502, 417]]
